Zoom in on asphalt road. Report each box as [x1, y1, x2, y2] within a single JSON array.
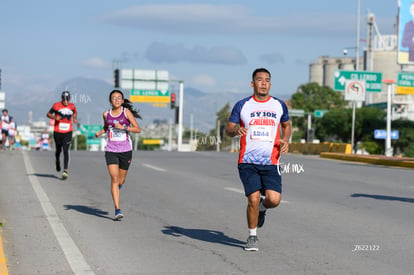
[[0, 150, 413, 275]]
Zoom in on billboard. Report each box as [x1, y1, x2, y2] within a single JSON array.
[[398, 0, 414, 64]]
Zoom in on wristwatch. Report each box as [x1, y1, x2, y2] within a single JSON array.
[[124, 125, 128, 131]]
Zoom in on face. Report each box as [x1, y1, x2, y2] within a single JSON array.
[[251, 71, 271, 97], [110, 92, 124, 106], [61, 98, 69, 106]]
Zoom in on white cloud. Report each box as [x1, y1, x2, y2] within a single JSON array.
[[259, 53, 286, 65], [99, 4, 357, 36], [191, 74, 216, 88], [80, 58, 109, 69], [145, 42, 247, 65]]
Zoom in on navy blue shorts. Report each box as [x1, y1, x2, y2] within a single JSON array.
[[238, 163, 282, 197], [105, 151, 132, 170]]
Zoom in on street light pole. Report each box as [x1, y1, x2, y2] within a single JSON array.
[[356, 0, 360, 71], [351, 0, 361, 153], [384, 79, 394, 157]]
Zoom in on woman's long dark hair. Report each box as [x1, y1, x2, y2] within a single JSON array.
[[109, 89, 142, 119]]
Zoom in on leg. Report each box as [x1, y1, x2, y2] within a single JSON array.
[[118, 168, 128, 188], [62, 133, 72, 171], [118, 151, 132, 189], [246, 190, 261, 229], [54, 132, 62, 161], [62, 141, 71, 171], [262, 189, 281, 209], [261, 165, 282, 209], [108, 164, 121, 210]]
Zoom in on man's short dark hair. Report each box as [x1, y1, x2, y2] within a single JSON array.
[[252, 68, 271, 81]]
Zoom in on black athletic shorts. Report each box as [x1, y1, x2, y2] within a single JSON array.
[[238, 163, 282, 197], [105, 151, 132, 170]]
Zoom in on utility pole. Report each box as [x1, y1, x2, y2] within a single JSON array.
[[351, 0, 361, 153]]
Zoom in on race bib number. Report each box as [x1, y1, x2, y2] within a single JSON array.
[[58, 122, 70, 131], [109, 128, 127, 142], [250, 125, 274, 142]]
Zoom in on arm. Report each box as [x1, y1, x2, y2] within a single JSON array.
[[73, 110, 78, 124], [47, 108, 61, 121], [279, 120, 292, 154], [225, 122, 246, 137], [123, 109, 141, 134], [95, 112, 108, 138]]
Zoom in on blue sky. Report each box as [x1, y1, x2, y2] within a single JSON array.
[[2, 0, 398, 99]]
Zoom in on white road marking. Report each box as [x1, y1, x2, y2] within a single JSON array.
[[22, 151, 95, 275], [142, 163, 167, 172], [224, 187, 289, 203]]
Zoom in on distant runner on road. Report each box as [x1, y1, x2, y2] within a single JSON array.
[[47, 91, 77, 180]]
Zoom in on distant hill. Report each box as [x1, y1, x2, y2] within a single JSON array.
[[5, 77, 293, 133]]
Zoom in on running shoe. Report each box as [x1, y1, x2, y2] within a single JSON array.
[[56, 159, 61, 172], [62, 170, 68, 180], [258, 196, 266, 228], [244, 235, 259, 251], [114, 209, 124, 220]]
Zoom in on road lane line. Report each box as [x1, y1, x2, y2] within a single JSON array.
[[142, 163, 167, 172], [0, 225, 8, 275], [22, 151, 95, 275], [224, 187, 289, 203]]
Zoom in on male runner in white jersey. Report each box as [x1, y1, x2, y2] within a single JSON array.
[[226, 68, 291, 251]]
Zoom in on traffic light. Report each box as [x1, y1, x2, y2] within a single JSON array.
[[114, 69, 120, 88], [170, 92, 176, 109]]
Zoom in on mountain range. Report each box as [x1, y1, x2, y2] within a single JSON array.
[[5, 77, 293, 133]]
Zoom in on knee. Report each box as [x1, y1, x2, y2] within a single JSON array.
[[247, 192, 261, 207], [110, 175, 119, 184], [267, 199, 280, 208], [265, 193, 281, 208]]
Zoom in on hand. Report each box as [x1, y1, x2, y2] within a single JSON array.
[[278, 139, 289, 154], [55, 115, 61, 121], [236, 127, 247, 137], [114, 123, 123, 130]]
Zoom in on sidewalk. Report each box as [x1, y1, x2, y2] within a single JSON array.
[[320, 152, 414, 169], [0, 223, 8, 275]]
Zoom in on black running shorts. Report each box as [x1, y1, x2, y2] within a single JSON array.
[[105, 151, 132, 170]]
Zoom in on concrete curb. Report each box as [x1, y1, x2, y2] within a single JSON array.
[[320, 152, 414, 169], [0, 224, 8, 275]]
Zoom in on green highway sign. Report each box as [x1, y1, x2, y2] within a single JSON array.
[[333, 70, 382, 92], [396, 72, 414, 94], [314, 110, 328, 118], [131, 90, 169, 96], [289, 109, 305, 117], [86, 139, 102, 145], [80, 124, 101, 138]]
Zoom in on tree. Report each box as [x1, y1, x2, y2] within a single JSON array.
[[319, 107, 385, 144], [391, 119, 414, 157], [196, 103, 232, 151], [318, 108, 351, 142], [291, 82, 346, 111], [290, 82, 347, 141]]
